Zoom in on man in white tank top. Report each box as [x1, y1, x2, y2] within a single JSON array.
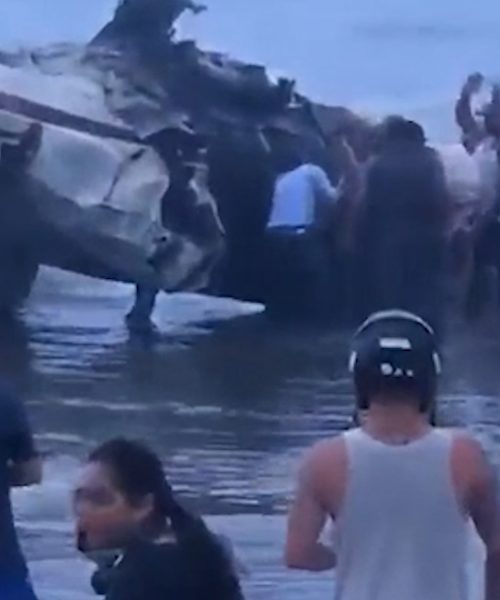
[[285, 310, 500, 600]]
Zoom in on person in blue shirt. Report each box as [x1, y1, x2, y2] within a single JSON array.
[[0, 385, 42, 600]]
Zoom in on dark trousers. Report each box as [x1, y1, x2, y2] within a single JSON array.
[[263, 227, 333, 321]]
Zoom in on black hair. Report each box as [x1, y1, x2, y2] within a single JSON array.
[[379, 116, 426, 148], [89, 439, 243, 599], [362, 140, 448, 248], [356, 117, 447, 336]]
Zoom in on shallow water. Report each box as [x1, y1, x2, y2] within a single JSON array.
[[1, 1, 500, 598], [0, 267, 493, 599]]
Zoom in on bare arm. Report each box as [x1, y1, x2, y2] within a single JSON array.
[[328, 136, 363, 251], [461, 439, 500, 600], [329, 135, 362, 202], [285, 447, 336, 572], [455, 73, 486, 154]]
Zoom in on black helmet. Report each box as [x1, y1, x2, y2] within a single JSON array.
[[349, 310, 442, 413]]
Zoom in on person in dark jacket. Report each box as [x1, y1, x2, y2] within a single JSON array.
[[74, 438, 244, 600], [356, 118, 449, 335]]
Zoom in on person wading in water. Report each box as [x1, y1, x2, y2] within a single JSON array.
[[285, 310, 500, 600], [264, 133, 359, 321], [356, 119, 449, 335], [75, 438, 244, 600]]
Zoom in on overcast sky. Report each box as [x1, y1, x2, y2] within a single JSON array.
[[1, 0, 500, 130]]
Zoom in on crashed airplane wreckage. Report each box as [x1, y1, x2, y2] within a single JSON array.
[[0, 0, 360, 313]]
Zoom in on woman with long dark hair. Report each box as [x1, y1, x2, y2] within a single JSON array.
[[356, 118, 449, 335], [74, 438, 244, 600]]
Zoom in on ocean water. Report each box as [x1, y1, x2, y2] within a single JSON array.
[[0, 2, 499, 599]]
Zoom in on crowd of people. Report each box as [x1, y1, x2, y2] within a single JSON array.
[[264, 72, 500, 332], [3, 76, 500, 599], [123, 71, 500, 332], [2, 309, 500, 599]]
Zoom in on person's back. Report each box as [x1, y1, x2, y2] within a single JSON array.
[[358, 121, 449, 329], [363, 146, 447, 239], [334, 427, 467, 600], [285, 311, 500, 600], [268, 163, 336, 230], [104, 536, 243, 600]]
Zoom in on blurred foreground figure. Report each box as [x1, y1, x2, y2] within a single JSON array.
[[0, 383, 42, 599], [75, 438, 244, 600]]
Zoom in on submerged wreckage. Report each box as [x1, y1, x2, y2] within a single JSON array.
[[0, 0, 357, 314]]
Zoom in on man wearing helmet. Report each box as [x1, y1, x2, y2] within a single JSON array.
[[285, 310, 500, 600]]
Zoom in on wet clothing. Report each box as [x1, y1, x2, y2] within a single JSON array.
[[0, 385, 38, 593], [268, 164, 337, 229], [333, 428, 468, 600], [93, 537, 243, 600]]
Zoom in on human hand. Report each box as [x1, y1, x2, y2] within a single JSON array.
[[462, 72, 484, 96]]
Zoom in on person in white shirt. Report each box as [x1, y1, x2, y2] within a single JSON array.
[[264, 135, 360, 320], [267, 163, 338, 231]]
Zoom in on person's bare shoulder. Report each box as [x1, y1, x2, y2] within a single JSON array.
[[300, 437, 348, 515], [451, 429, 488, 464], [302, 437, 346, 469], [449, 429, 492, 504]]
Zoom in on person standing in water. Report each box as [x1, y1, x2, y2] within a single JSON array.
[[74, 438, 244, 600], [264, 133, 359, 320], [356, 118, 449, 334], [0, 384, 42, 599], [126, 127, 216, 333], [285, 310, 500, 600]]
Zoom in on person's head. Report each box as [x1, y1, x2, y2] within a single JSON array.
[[349, 310, 442, 415], [75, 438, 243, 597], [74, 438, 196, 553], [377, 116, 426, 150], [267, 131, 304, 175]]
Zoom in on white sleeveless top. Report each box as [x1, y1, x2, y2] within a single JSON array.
[[333, 428, 469, 600]]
